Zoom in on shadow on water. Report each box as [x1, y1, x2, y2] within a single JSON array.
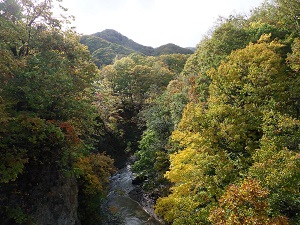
[[101, 165, 161, 225]]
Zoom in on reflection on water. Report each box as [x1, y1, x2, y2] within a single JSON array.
[[102, 165, 161, 225]]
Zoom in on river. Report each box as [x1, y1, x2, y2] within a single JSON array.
[[101, 165, 161, 225]]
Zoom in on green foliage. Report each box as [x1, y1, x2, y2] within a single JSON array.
[[274, 0, 300, 33], [181, 15, 251, 104], [81, 35, 113, 53], [80, 35, 134, 67], [247, 22, 291, 44], [133, 130, 163, 175], [159, 54, 190, 74], [93, 52, 188, 170], [287, 38, 300, 72], [248, 110, 300, 224], [98, 53, 188, 106], [131, 56, 188, 189], [132, 103, 172, 186], [0, 0, 23, 21], [0, 1, 115, 224], [0, 115, 67, 183], [6, 205, 33, 225]]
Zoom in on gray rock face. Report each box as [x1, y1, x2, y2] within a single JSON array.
[[33, 175, 80, 225]]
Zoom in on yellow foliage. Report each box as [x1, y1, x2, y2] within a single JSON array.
[[209, 179, 289, 225], [157, 36, 295, 225], [74, 153, 115, 194], [155, 194, 203, 225]]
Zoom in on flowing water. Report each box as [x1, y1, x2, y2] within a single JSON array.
[[101, 165, 161, 225]]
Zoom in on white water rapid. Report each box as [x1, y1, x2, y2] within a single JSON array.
[[101, 165, 161, 225]]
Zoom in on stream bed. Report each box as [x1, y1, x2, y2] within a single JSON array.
[[101, 165, 161, 225]]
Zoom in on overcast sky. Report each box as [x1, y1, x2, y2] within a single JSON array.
[[56, 0, 265, 48]]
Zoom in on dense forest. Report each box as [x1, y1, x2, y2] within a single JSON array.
[[0, 0, 299, 225]]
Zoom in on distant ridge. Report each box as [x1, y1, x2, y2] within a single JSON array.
[[185, 47, 196, 52], [153, 43, 194, 56], [93, 29, 155, 55], [80, 29, 193, 67]]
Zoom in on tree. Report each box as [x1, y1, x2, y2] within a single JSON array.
[[274, 0, 300, 33], [131, 55, 188, 190], [286, 38, 300, 119], [156, 35, 293, 224], [75, 153, 115, 225], [132, 98, 173, 189], [248, 110, 300, 224], [181, 15, 251, 104], [209, 179, 289, 225], [0, 1, 115, 224]]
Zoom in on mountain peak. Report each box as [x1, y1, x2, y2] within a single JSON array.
[[94, 29, 127, 42], [92, 29, 154, 55], [93, 29, 194, 55], [80, 29, 193, 67]]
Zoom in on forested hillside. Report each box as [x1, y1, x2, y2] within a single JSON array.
[[0, 0, 116, 224], [1, 0, 300, 225], [81, 29, 194, 67], [91, 29, 155, 55], [142, 1, 300, 224], [80, 34, 135, 67]]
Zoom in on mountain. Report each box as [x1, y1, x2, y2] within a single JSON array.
[[153, 43, 194, 56], [80, 35, 134, 67], [92, 29, 155, 55], [80, 29, 193, 67], [185, 47, 196, 52]]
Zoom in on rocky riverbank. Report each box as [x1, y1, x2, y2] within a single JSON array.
[[129, 178, 163, 223]]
